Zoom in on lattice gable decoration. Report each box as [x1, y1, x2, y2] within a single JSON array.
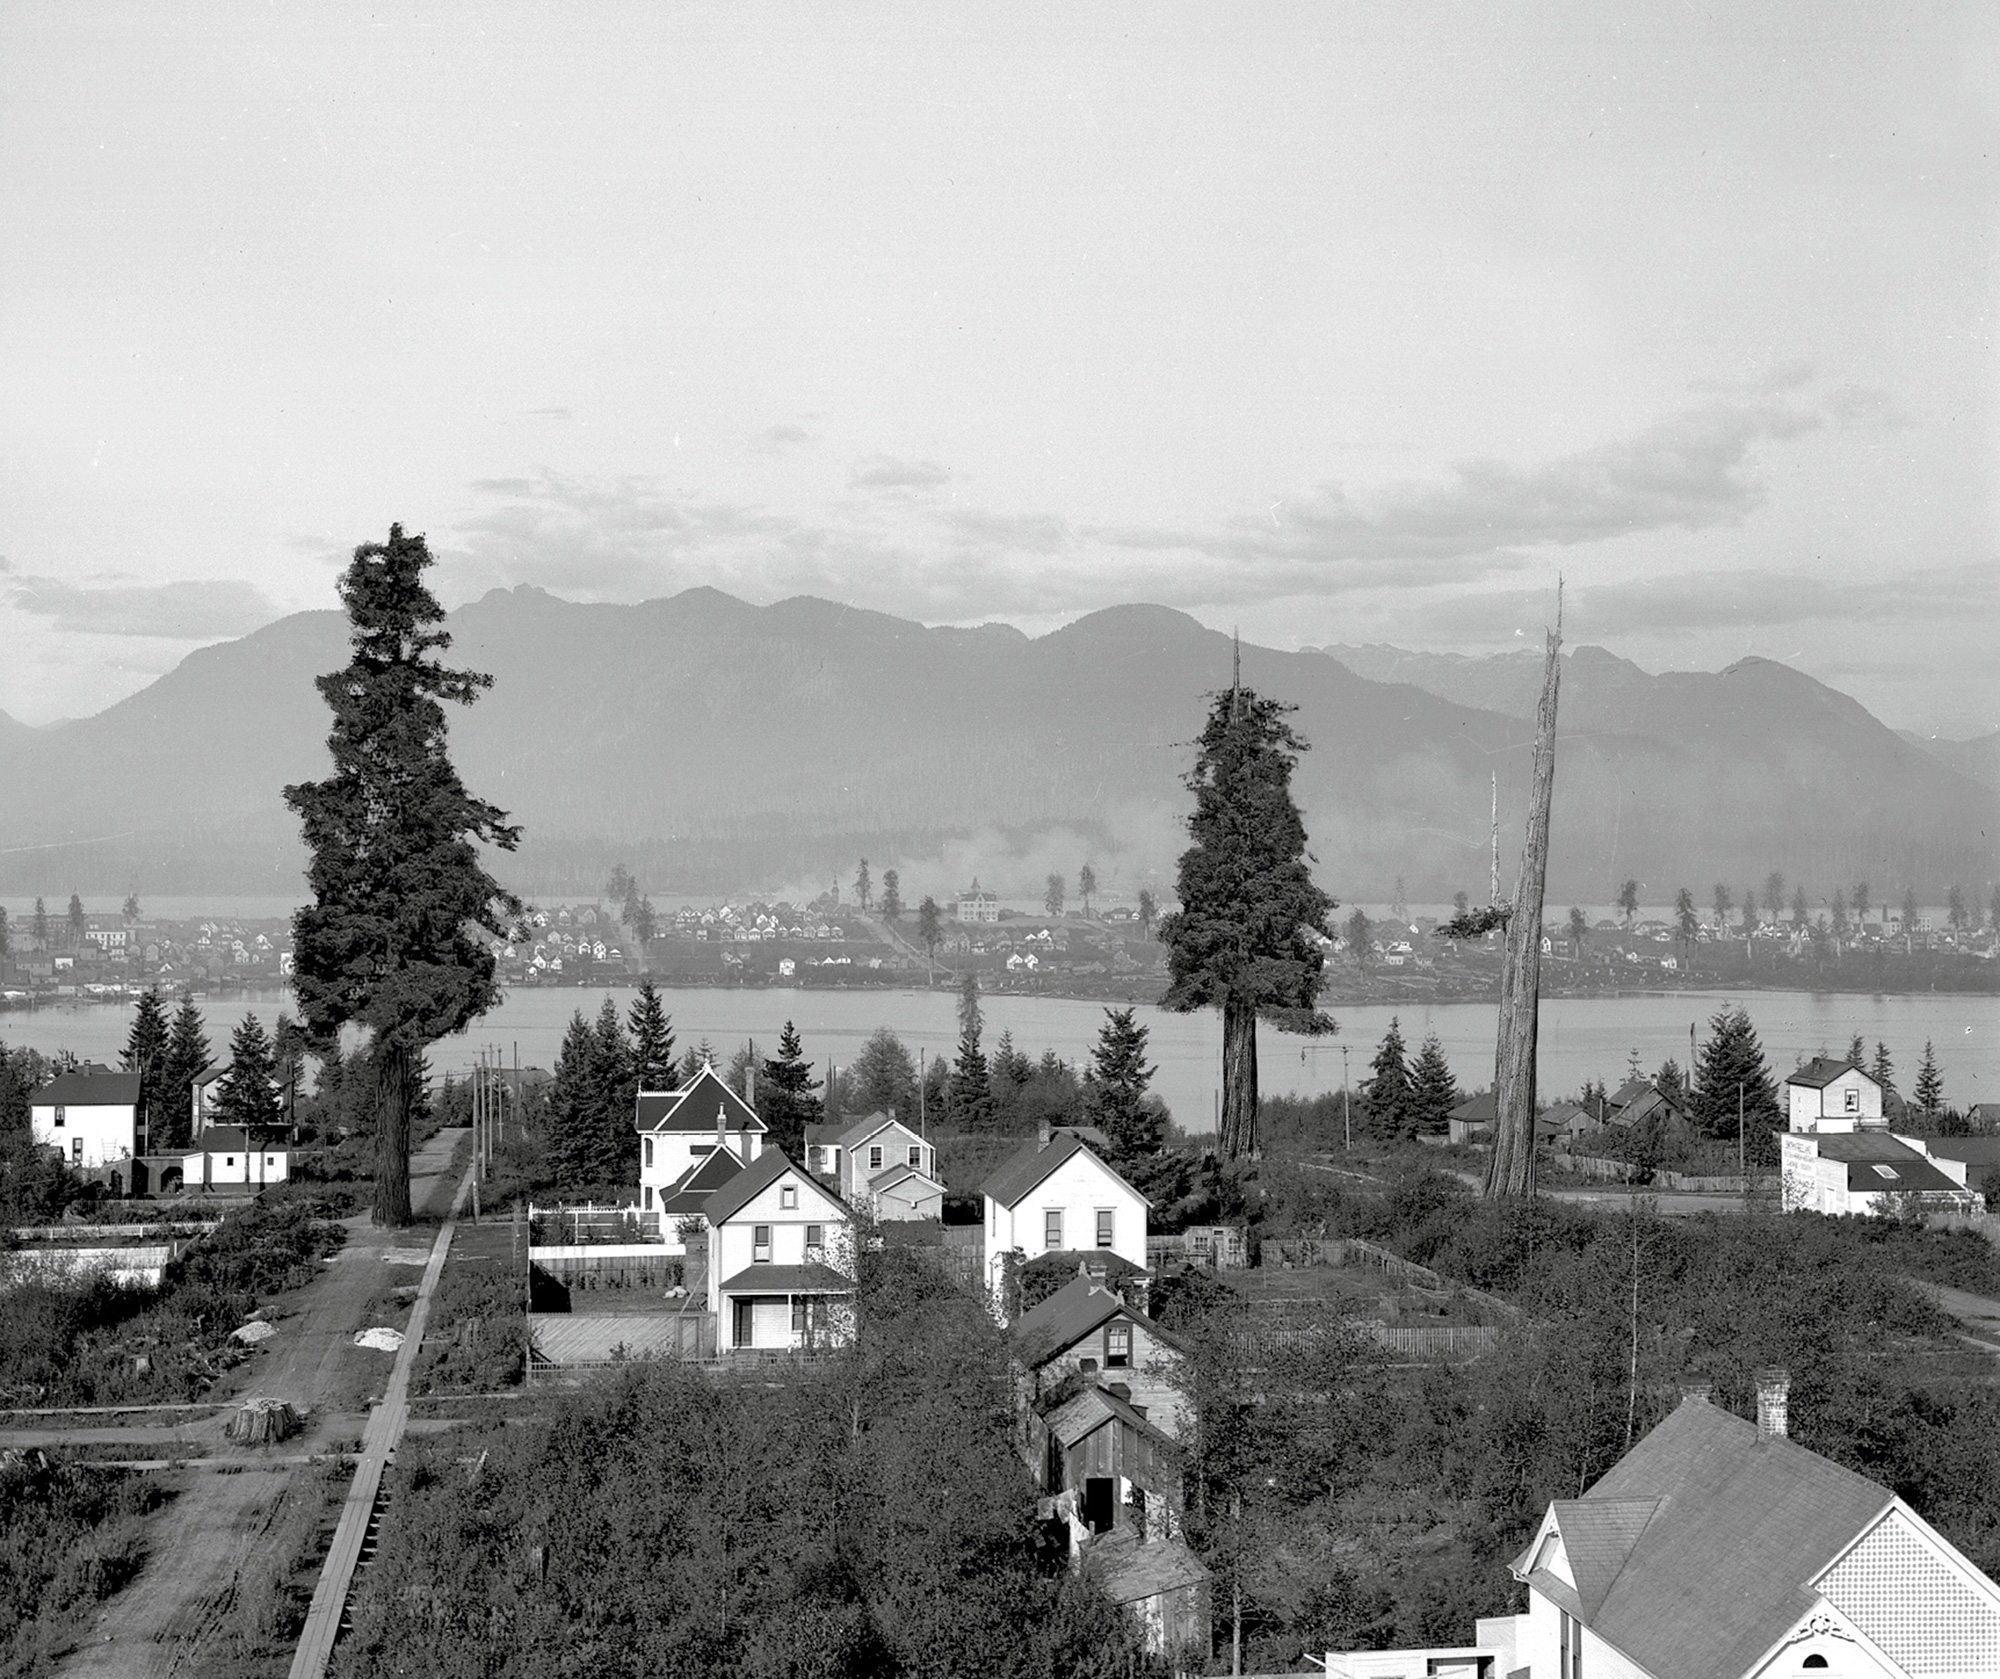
[[1815, 1505, 2000, 1678]]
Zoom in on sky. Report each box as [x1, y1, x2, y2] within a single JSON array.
[[2, 1, 1995, 734]]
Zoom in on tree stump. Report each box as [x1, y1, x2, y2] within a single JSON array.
[[225, 1397, 303, 1445]]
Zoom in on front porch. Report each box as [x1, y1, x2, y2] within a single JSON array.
[[716, 1262, 855, 1352]]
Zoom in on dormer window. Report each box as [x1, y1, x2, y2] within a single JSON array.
[[1872, 1165, 1899, 1180], [780, 1185, 798, 1210]]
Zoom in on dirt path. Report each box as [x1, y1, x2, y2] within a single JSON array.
[[53, 1128, 471, 1679], [1910, 1279, 2000, 1355]]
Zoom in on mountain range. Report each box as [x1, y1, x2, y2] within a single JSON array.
[[0, 589, 1992, 906]]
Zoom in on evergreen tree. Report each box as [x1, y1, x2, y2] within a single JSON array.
[[1654, 1058, 1685, 1104], [1689, 1004, 1781, 1152], [1914, 1041, 1944, 1115], [1158, 678, 1338, 1160], [158, 994, 212, 1150], [880, 870, 902, 923], [1740, 888, 1758, 935], [284, 524, 521, 1226], [989, 1030, 1033, 1092], [1365, 1017, 1414, 1140], [1044, 873, 1065, 918], [66, 894, 85, 948], [1077, 863, 1096, 916], [1711, 884, 1732, 928], [1846, 1034, 1867, 1069], [120, 988, 171, 1147], [545, 1011, 601, 1186], [214, 1013, 284, 1143], [1081, 1008, 1159, 1159], [1871, 1041, 1893, 1088], [628, 895, 657, 947], [676, 1039, 718, 1087], [947, 970, 994, 1130], [1345, 908, 1372, 969], [1407, 1031, 1459, 1136], [855, 859, 872, 912], [1762, 872, 1785, 921], [547, 1004, 637, 1187], [844, 1028, 920, 1123], [1790, 885, 1809, 929], [1901, 887, 1919, 941], [1137, 887, 1157, 937], [122, 893, 141, 921], [1567, 906, 1588, 950], [758, 1021, 823, 1159], [1617, 879, 1640, 925], [1673, 887, 1698, 958], [31, 897, 48, 949], [627, 980, 677, 1089], [1946, 884, 1967, 932], [916, 896, 941, 963]]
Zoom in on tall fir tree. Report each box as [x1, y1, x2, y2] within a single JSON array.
[[31, 897, 48, 950], [1871, 1042, 1893, 1088], [1365, 1017, 1414, 1140], [1081, 1008, 1160, 1160], [627, 980, 677, 1089], [66, 894, 85, 948], [284, 523, 521, 1226], [879, 870, 902, 922], [1158, 675, 1337, 1159], [854, 859, 871, 912], [758, 1021, 824, 1160], [1690, 1004, 1781, 1154], [546, 1006, 636, 1187], [947, 969, 994, 1131], [677, 1038, 719, 1087], [214, 1013, 285, 1143], [1913, 1041, 1944, 1116], [1846, 1034, 1867, 1069], [0, 906, 10, 960], [120, 988, 171, 1148], [157, 995, 212, 1151], [1407, 1032, 1459, 1136]]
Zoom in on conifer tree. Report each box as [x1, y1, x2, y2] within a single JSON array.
[[1846, 1034, 1866, 1069], [758, 1021, 823, 1159], [1365, 1017, 1414, 1139], [1137, 888, 1157, 938], [855, 859, 872, 912], [916, 895, 940, 961], [879, 870, 902, 923], [1407, 1031, 1459, 1136], [947, 970, 994, 1131], [120, 988, 171, 1147], [31, 897, 48, 950], [0, 906, 9, 960], [1081, 1008, 1159, 1160], [1914, 1041, 1944, 1116], [285, 524, 521, 1226], [1159, 674, 1337, 1159], [844, 1029, 920, 1123], [677, 1038, 718, 1087], [1690, 1004, 1781, 1153], [157, 994, 212, 1150], [1078, 864, 1096, 917], [1871, 1042, 1893, 1089], [66, 894, 85, 948], [627, 980, 676, 1089], [547, 1005, 636, 1187], [214, 1013, 284, 1140]]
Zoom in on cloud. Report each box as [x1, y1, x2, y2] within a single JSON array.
[[0, 573, 282, 639], [848, 454, 950, 491], [753, 424, 815, 453]]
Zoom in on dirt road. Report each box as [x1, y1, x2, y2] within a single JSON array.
[[53, 1128, 471, 1679]]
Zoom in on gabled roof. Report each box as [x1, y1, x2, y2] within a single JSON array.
[[1081, 1528, 1209, 1604], [1043, 1383, 1178, 1455], [981, 1133, 1138, 1209], [1013, 1271, 1181, 1370], [1523, 1397, 1893, 1679], [836, 1110, 914, 1150], [701, 1149, 845, 1226], [1449, 1091, 1497, 1123], [660, 1146, 744, 1212], [866, 1163, 943, 1195], [1788, 1057, 1878, 1090], [191, 1126, 280, 1152], [802, 1121, 842, 1149], [634, 1065, 767, 1135], [31, 1070, 142, 1107]]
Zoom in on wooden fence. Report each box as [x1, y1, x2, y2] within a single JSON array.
[[528, 1244, 685, 1292], [527, 1203, 661, 1245]]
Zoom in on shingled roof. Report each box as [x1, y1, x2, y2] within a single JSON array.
[[1012, 1270, 1181, 1370], [700, 1149, 846, 1227], [634, 1065, 766, 1135], [1515, 1396, 1893, 1679], [1810, 1130, 1968, 1194], [981, 1132, 1136, 1208], [1787, 1056, 1878, 1090], [31, 1070, 141, 1107]]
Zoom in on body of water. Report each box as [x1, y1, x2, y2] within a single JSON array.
[[5, 984, 1992, 1129]]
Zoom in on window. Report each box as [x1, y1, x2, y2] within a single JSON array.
[[643, 1186, 654, 1208], [53, 1105, 66, 1128], [1872, 1164, 1899, 1180], [1044, 1209, 1063, 1249], [908, 1145, 922, 1169], [869, 1145, 883, 1170], [753, 1224, 772, 1263], [643, 1137, 654, 1168], [1106, 1324, 1131, 1368], [226, 1157, 237, 1168], [780, 1185, 798, 1209], [71, 1139, 83, 1162], [1096, 1209, 1114, 1249], [792, 1297, 808, 1334], [805, 1223, 824, 1254], [1843, 1088, 1860, 1113]]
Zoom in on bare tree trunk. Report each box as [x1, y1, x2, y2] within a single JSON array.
[[1483, 621, 1562, 1199], [1221, 999, 1259, 1159], [373, 1040, 415, 1227]]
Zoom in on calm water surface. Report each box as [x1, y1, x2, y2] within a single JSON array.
[[5, 984, 1992, 1128]]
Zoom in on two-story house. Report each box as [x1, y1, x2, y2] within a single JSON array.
[[1012, 1270, 1186, 1437], [30, 1067, 142, 1167], [807, 1111, 945, 1220], [1327, 1375, 2000, 1678], [1778, 1058, 1981, 1217], [636, 1064, 766, 1216], [702, 1150, 855, 1353], [1786, 1057, 1884, 1131], [981, 1129, 1148, 1314]]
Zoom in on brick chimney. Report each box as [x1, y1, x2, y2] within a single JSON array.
[[1037, 1117, 1052, 1149], [1680, 1381, 1713, 1406], [1754, 1368, 1789, 1439]]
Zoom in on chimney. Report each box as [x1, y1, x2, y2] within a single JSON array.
[[1755, 1368, 1789, 1439], [1037, 1117, 1052, 1149], [1679, 1382, 1713, 1406], [744, 1060, 756, 1108]]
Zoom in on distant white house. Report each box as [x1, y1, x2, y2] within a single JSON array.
[[30, 1067, 141, 1167], [634, 1064, 766, 1215], [701, 1150, 855, 1352], [177, 1126, 291, 1189], [1328, 1377, 2000, 1679], [953, 878, 1000, 924], [981, 1129, 1148, 1312], [1785, 1056, 1885, 1131], [1778, 1057, 1981, 1216]]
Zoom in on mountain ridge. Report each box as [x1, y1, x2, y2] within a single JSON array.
[[0, 590, 1989, 903]]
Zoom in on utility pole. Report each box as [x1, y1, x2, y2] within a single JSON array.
[[1490, 771, 1500, 906], [1341, 1045, 1351, 1152], [1738, 1084, 1745, 1176]]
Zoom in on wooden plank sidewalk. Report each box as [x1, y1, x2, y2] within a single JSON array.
[[286, 1158, 477, 1679]]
